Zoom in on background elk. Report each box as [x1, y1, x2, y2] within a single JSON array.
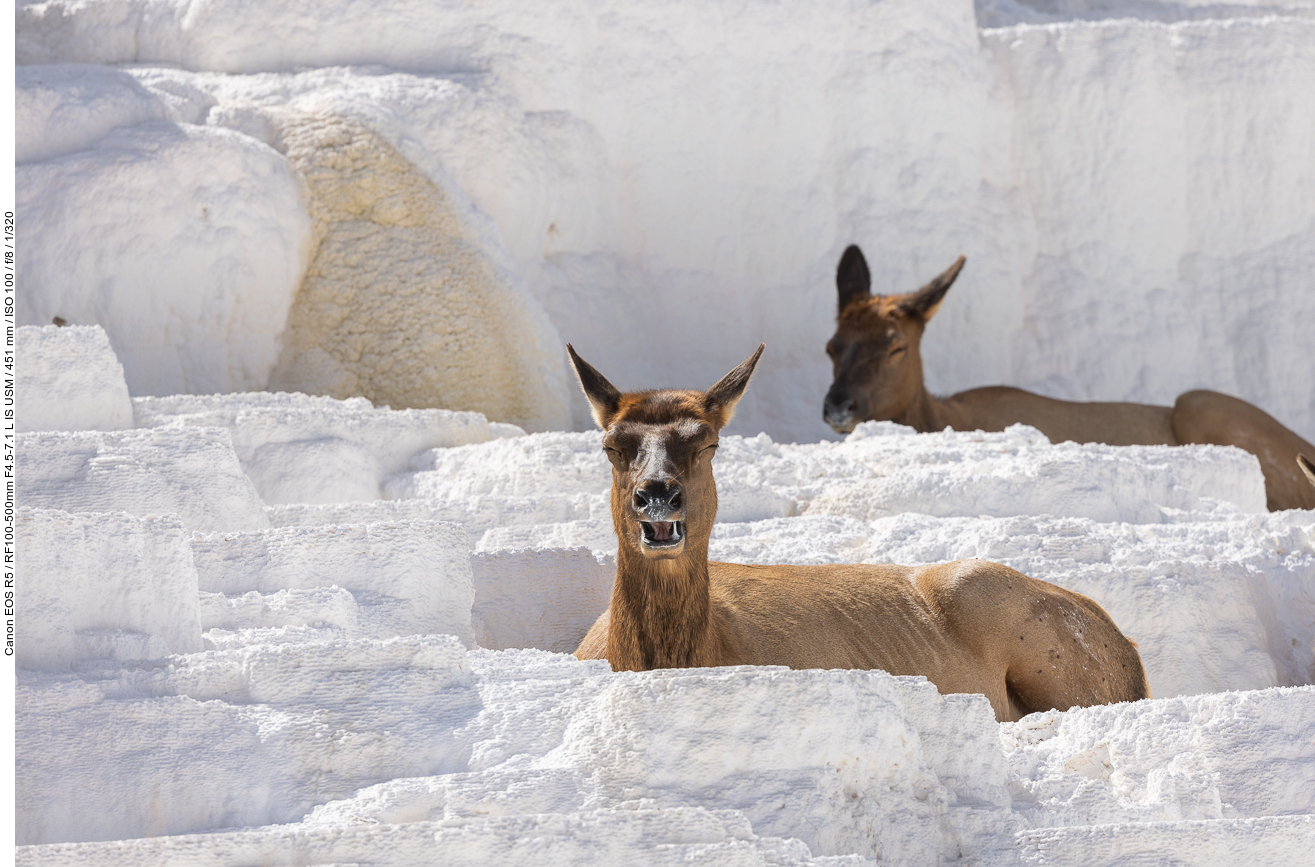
[[822, 245, 1315, 512], [568, 343, 1149, 723]]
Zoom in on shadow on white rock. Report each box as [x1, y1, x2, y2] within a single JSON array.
[[15, 507, 203, 672], [191, 520, 476, 647], [134, 391, 498, 506], [18, 428, 270, 531]]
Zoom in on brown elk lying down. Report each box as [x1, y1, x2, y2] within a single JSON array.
[[568, 343, 1149, 723], [821, 245, 1315, 512]]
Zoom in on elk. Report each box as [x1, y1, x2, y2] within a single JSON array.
[[822, 245, 1315, 512], [568, 343, 1149, 723]]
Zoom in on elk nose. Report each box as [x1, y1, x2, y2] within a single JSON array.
[[633, 481, 683, 517], [823, 393, 856, 427]]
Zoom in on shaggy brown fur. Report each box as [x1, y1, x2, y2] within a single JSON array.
[[569, 344, 1149, 722], [822, 245, 1315, 511]]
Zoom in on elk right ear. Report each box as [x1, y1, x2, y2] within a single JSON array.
[[836, 245, 871, 314], [566, 344, 623, 429], [896, 255, 966, 321]]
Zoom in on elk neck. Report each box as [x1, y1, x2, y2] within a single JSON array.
[[888, 376, 950, 433], [607, 529, 720, 671]]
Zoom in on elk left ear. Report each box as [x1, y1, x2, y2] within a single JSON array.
[[703, 344, 765, 430], [896, 255, 966, 321]]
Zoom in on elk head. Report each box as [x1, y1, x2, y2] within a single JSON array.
[[567, 344, 764, 560], [822, 245, 966, 433]]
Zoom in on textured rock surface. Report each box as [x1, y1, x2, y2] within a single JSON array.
[[15, 1, 1314, 441], [17, 428, 270, 531], [134, 391, 494, 504], [266, 111, 571, 432], [15, 508, 203, 671], [16, 325, 132, 432], [15, 112, 312, 396], [191, 520, 475, 646]]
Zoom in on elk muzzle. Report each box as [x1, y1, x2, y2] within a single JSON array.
[[632, 479, 686, 554], [823, 386, 860, 433]]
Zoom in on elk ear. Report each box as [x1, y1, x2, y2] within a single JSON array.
[[566, 344, 623, 429], [703, 344, 765, 430], [896, 255, 966, 321], [836, 245, 872, 315], [1299, 454, 1315, 489]]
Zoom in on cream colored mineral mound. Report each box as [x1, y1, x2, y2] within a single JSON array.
[[268, 110, 570, 432]]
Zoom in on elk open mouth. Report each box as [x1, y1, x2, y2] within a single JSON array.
[[640, 520, 684, 548]]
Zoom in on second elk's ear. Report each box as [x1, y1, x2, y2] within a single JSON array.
[[1299, 454, 1315, 490], [895, 255, 966, 322], [566, 344, 623, 429], [836, 245, 872, 315], [703, 344, 765, 431]]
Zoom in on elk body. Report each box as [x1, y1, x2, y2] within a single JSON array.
[[568, 344, 1148, 723], [822, 245, 1315, 512]]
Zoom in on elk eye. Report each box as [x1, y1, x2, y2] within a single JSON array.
[[889, 345, 906, 356]]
